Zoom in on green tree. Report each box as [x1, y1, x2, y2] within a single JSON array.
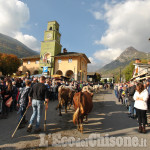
[[122, 61, 134, 82], [95, 73, 101, 82], [0, 53, 21, 76]]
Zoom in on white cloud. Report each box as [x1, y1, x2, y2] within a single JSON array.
[[93, 48, 123, 65], [88, 57, 100, 72], [90, 0, 150, 69], [91, 11, 103, 20], [14, 32, 40, 51], [95, 0, 150, 52], [0, 0, 40, 51], [88, 57, 96, 65]]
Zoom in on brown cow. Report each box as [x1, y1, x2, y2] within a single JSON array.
[[57, 85, 75, 116], [73, 91, 93, 133]]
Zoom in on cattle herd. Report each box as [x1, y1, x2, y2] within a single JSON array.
[[56, 84, 103, 133]]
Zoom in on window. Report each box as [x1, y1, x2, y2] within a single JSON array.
[[58, 59, 61, 63], [35, 61, 39, 64], [49, 27, 52, 30], [27, 61, 30, 64], [68, 59, 72, 63]]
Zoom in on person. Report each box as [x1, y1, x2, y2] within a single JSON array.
[[31, 78, 38, 87], [11, 81, 18, 111], [27, 76, 49, 133], [146, 80, 150, 109], [146, 80, 150, 126], [2, 80, 13, 119], [128, 82, 136, 119], [133, 82, 149, 133], [114, 84, 118, 98], [118, 84, 123, 104], [17, 80, 31, 128]]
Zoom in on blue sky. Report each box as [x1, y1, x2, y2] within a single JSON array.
[[0, 0, 150, 71], [21, 0, 107, 56]]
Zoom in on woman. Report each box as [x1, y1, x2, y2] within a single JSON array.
[[2, 80, 13, 118], [133, 82, 149, 133]]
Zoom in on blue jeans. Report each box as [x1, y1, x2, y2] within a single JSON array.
[[18, 106, 26, 124], [114, 90, 118, 98], [129, 101, 136, 116], [29, 99, 44, 128]]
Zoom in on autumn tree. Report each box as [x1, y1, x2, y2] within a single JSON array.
[[0, 53, 21, 76]]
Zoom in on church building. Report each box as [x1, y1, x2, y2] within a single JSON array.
[[18, 21, 90, 81]]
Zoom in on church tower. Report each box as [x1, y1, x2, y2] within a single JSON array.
[[40, 21, 62, 75]]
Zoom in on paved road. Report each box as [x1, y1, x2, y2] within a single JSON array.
[[0, 89, 150, 150]]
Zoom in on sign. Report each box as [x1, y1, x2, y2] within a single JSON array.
[[43, 66, 48, 73]]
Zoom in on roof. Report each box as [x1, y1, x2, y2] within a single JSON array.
[[21, 55, 40, 60], [133, 63, 150, 67], [101, 74, 114, 78], [87, 72, 100, 76], [55, 52, 91, 63]]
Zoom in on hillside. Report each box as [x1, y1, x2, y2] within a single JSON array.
[[97, 47, 150, 75], [0, 33, 39, 58]]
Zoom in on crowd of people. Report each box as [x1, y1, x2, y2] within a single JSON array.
[[114, 80, 150, 133], [0, 76, 106, 132], [1, 75, 150, 134]]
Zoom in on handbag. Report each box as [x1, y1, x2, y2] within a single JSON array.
[[5, 95, 13, 107]]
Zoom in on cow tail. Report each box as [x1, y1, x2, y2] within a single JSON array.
[[73, 92, 83, 124], [73, 107, 79, 124]]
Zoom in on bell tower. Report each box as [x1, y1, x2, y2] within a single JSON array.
[[40, 21, 62, 75]]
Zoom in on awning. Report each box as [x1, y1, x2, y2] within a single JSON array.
[[61, 75, 70, 79], [135, 75, 150, 81], [51, 74, 62, 78], [131, 72, 148, 81]]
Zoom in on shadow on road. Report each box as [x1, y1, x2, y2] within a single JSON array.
[[0, 89, 148, 149]]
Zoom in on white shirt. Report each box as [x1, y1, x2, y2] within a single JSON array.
[[133, 89, 149, 110]]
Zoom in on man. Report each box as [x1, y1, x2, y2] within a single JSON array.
[[128, 82, 136, 118], [27, 76, 49, 133], [31, 78, 38, 87]]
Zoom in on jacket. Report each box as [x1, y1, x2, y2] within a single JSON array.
[[133, 89, 149, 110], [128, 85, 136, 102]]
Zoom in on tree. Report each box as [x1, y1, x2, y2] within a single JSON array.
[[0, 53, 21, 76], [95, 73, 101, 82], [122, 61, 134, 82]]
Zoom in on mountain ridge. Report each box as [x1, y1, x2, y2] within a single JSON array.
[[0, 33, 39, 58], [97, 47, 149, 75]]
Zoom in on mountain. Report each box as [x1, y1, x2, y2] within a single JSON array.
[[97, 47, 150, 75], [0, 33, 39, 58]]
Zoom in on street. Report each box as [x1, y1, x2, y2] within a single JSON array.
[[0, 89, 150, 150]]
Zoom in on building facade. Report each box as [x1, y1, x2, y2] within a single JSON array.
[[18, 21, 90, 81], [132, 59, 150, 81], [18, 55, 40, 75], [54, 49, 90, 81]]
